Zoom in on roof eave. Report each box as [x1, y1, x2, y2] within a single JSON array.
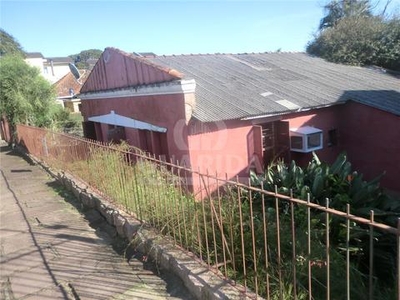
[[239, 102, 347, 121], [78, 79, 196, 100]]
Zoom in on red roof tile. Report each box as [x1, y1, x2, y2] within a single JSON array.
[[53, 70, 90, 98]]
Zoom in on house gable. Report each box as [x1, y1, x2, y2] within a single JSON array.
[[54, 70, 90, 98], [80, 48, 183, 93]]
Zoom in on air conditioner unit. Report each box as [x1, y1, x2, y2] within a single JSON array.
[[290, 126, 323, 153]]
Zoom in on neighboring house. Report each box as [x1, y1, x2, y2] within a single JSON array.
[[25, 52, 46, 70], [53, 70, 90, 113], [79, 48, 400, 192], [86, 58, 99, 70], [25, 52, 73, 83]]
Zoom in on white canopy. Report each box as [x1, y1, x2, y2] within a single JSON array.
[[88, 111, 167, 133]]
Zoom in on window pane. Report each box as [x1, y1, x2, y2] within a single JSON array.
[[308, 133, 321, 148], [328, 129, 337, 146]]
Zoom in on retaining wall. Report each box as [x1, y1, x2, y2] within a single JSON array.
[[17, 146, 260, 300]]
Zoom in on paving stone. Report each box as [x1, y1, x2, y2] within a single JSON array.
[[23, 285, 69, 300], [6, 265, 60, 299]]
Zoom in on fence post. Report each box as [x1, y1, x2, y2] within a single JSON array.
[[42, 135, 48, 157], [326, 198, 330, 300], [397, 218, 400, 299], [369, 210, 375, 300], [346, 204, 351, 300]]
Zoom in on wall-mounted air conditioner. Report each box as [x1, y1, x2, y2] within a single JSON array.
[[290, 126, 323, 153]]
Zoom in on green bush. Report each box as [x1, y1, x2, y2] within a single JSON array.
[[52, 142, 398, 299], [250, 152, 400, 296]]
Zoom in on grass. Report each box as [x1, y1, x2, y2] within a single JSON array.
[[44, 141, 396, 300]]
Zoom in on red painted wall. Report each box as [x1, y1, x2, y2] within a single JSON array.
[[83, 95, 399, 193], [340, 101, 400, 191], [281, 105, 345, 166], [184, 102, 400, 194], [187, 120, 263, 194], [81, 93, 189, 162], [280, 103, 400, 192]]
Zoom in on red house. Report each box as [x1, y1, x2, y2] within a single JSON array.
[[79, 48, 400, 192]]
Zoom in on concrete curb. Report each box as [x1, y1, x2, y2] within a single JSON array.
[[15, 146, 260, 300]]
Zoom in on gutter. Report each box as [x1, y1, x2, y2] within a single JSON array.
[[240, 101, 346, 121]]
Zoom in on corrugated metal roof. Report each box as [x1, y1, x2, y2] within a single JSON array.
[[148, 53, 400, 122]]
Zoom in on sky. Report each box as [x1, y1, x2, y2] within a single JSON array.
[[1, 0, 399, 57]]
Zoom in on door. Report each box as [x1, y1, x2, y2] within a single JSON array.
[[262, 121, 290, 165], [262, 122, 275, 165], [82, 121, 97, 140], [107, 125, 126, 144], [138, 130, 169, 158], [275, 121, 290, 162]]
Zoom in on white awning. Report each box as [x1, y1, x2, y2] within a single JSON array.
[[88, 111, 167, 133]]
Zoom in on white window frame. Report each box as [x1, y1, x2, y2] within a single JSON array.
[[290, 126, 323, 153]]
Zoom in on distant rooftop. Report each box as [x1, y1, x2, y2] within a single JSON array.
[[46, 57, 73, 64], [25, 52, 72, 63], [54, 70, 90, 98], [133, 52, 157, 58], [26, 52, 44, 59]]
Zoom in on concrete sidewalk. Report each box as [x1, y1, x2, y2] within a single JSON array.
[[0, 141, 194, 300]]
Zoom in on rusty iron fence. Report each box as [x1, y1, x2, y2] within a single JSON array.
[[16, 124, 400, 300]]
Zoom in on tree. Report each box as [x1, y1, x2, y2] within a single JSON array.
[[307, 1, 400, 71], [319, 0, 372, 30], [0, 55, 58, 135], [374, 16, 400, 70], [0, 29, 25, 57], [69, 49, 102, 69]]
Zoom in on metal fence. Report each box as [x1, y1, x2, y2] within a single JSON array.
[[16, 124, 400, 300]]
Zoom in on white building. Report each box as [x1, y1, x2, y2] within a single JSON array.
[[25, 52, 73, 84]]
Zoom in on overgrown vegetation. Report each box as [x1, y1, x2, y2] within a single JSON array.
[[307, 0, 400, 71], [251, 152, 399, 298], [50, 110, 83, 136], [69, 49, 102, 69], [0, 28, 25, 57], [0, 29, 83, 140], [0, 55, 55, 129], [58, 143, 197, 241], [43, 138, 398, 299], [252, 152, 400, 226]]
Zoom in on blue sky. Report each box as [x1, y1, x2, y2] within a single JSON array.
[[1, 0, 399, 57]]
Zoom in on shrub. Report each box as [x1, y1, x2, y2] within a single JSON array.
[[251, 152, 400, 295]]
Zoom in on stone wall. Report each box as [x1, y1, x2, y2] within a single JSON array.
[[18, 146, 260, 300]]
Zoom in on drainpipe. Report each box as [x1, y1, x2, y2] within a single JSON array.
[[50, 60, 54, 76]]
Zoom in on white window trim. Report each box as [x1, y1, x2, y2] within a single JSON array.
[[290, 126, 323, 153]]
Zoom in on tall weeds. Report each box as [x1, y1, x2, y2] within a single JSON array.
[[44, 140, 396, 299]]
